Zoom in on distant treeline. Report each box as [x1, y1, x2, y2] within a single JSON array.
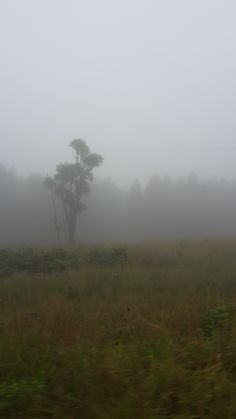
[[1, 164, 236, 246]]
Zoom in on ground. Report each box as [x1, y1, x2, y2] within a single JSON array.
[[1, 241, 236, 418]]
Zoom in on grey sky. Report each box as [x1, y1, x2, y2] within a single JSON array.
[[1, 0, 236, 186]]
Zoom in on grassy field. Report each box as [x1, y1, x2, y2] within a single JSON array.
[[1, 241, 236, 418]]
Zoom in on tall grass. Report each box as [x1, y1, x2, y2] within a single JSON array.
[[1, 241, 236, 417]]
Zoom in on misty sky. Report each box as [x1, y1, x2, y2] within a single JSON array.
[[1, 0, 236, 186]]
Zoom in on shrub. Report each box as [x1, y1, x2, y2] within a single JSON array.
[[200, 303, 236, 337], [87, 247, 128, 266]]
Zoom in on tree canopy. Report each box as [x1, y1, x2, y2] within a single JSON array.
[[44, 139, 103, 244]]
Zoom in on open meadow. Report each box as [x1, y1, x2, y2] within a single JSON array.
[[1, 241, 236, 418]]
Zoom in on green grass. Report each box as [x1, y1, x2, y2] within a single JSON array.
[[1, 240, 236, 418]]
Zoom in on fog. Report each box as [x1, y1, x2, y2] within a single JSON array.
[[1, 0, 236, 186], [1, 164, 236, 246], [1, 1, 236, 244]]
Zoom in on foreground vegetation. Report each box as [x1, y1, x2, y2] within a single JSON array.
[[1, 241, 236, 418]]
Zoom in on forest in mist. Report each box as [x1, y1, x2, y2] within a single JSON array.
[[1, 163, 236, 246]]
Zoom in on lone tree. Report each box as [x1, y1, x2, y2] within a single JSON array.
[[44, 139, 103, 245]]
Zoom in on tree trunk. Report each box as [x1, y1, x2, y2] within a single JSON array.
[[68, 213, 77, 245], [51, 191, 61, 246]]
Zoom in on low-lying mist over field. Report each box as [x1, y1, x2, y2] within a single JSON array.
[[1, 163, 236, 246]]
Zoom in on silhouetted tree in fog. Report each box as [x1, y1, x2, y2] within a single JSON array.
[[44, 139, 103, 244]]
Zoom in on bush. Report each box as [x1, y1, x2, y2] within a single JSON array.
[[0, 248, 83, 274], [87, 247, 128, 266], [200, 303, 236, 337]]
